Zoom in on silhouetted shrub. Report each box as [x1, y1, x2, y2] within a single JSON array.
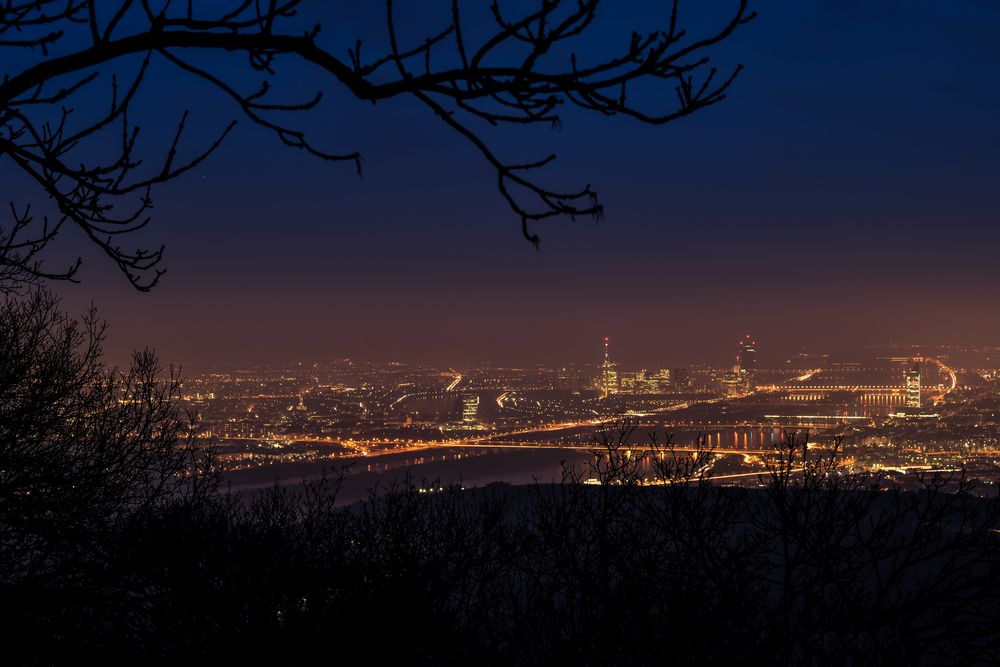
[[3, 297, 1000, 665]]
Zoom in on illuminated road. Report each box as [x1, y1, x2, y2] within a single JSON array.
[[388, 371, 464, 411], [239, 390, 836, 459], [440, 441, 782, 455], [224, 360, 965, 467], [915, 356, 958, 402], [757, 356, 958, 404], [246, 435, 791, 458]]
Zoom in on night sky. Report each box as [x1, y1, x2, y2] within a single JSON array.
[[38, 1, 1000, 367]]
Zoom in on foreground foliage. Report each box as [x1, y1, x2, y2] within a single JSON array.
[[2, 293, 1000, 665]]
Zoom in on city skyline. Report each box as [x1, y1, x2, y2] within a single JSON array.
[[5, 3, 1000, 659], [167, 336, 971, 489], [97, 329, 1000, 374]]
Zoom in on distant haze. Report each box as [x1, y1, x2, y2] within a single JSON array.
[[41, 1, 1000, 367]]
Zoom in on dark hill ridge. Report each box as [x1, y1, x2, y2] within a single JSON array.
[[9, 465, 999, 665]]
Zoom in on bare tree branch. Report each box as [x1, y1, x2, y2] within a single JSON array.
[[0, 0, 754, 290]]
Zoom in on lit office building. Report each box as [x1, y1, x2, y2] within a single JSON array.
[[737, 335, 757, 374], [462, 394, 480, 425], [905, 365, 921, 408]]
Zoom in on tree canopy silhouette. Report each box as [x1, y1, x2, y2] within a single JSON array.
[[0, 0, 754, 291]]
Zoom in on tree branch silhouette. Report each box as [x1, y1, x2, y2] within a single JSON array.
[[0, 0, 754, 290]]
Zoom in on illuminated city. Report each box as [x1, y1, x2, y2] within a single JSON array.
[[174, 334, 1000, 498], [4, 0, 1000, 662]]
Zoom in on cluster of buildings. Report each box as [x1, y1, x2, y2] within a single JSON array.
[[595, 335, 729, 398], [597, 338, 691, 397], [174, 337, 1000, 484], [720, 335, 757, 396]]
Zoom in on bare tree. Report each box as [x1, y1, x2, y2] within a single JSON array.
[[0, 0, 754, 290], [0, 288, 210, 652], [743, 431, 1000, 663], [3, 401, 998, 662]]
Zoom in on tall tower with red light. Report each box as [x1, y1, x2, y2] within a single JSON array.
[[736, 335, 757, 373], [737, 335, 757, 391], [599, 336, 618, 399]]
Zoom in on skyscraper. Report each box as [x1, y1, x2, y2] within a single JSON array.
[[654, 368, 671, 392], [737, 335, 757, 374], [462, 394, 480, 425], [599, 336, 618, 398], [905, 365, 921, 409], [735, 334, 757, 391]]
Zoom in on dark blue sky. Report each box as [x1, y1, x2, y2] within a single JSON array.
[[41, 1, 1000, 367]]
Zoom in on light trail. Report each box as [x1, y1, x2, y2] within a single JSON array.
[[389, 393, 415, 409], [234, 434, 825, 459], [793, 368, 822, 382], [915, 356, 958, 403], [759, 357, 957, 402], [705, 467, 806, 482], [445, 372, 462, 392]]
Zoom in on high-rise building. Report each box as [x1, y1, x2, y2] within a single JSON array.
[[905, 365, 921, 408], [672, 367, 690, 389], [462, 394, 480, 425], [598, 336, 618, 398], [655, 369, 672, 392], [736, 335, 757, 391], [737, 334, 757, 374]]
